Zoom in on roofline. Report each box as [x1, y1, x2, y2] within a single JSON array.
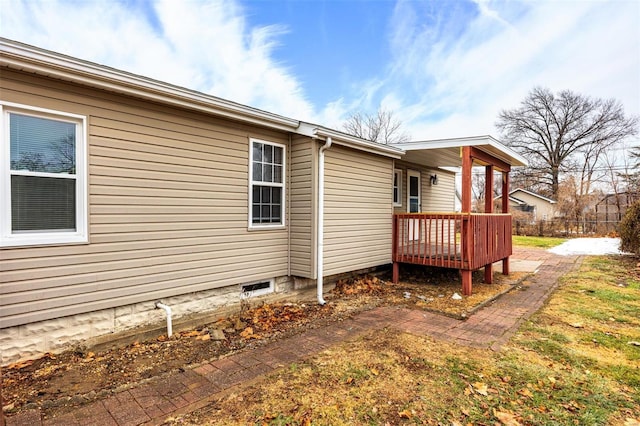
[[312, 126, 404, 159], [0, 38, 407, 160], [509, 188, 557, 204], [0, 38, 301, 132], [393, 135, 528, 167], [492, 194, 526, 204]]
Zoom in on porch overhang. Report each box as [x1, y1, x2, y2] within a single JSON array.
[[391, 135, 528, 169], [391, 135, 528, 297]]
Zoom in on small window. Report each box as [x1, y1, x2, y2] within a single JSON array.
[[241, 279, 274, 298], [249, 139, 285, 227], [393, 169, 402, 206], [1, 103, 87, 247]]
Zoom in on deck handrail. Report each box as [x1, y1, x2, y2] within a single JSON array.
[[392, 212, 512, 270]]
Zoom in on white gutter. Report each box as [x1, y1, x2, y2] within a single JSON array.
[[316, 136, 332, 305], [312, 126, 403, 159], [155, 301, 173, 337]]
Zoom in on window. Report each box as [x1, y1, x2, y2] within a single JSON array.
[[1, 103, 87, 247], [393, 169, 402, 206], [249, 139, 285, 227]]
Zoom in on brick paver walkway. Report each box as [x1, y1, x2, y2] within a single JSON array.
[[5, 248, 581, 426]]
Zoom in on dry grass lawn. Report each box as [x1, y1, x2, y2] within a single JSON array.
[[171, 255, 640, 426]]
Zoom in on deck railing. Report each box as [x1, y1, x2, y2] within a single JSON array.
[[392, 213, 512, 270]]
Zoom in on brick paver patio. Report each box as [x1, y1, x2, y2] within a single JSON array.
[[5, 247, 581, 426]]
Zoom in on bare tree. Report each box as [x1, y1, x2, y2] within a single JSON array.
[[342, 108, 410, 144], [496, 87, 638, 199], [621, 145, 640, 194]]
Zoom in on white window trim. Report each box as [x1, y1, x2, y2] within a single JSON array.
[[248, 138, 286, 229], [1, 102, 88, 248], [393, 169, 402, 207]]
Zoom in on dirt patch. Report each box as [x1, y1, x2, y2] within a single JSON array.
[[2, 268, 527, 417]]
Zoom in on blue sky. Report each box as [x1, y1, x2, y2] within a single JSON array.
[[1, 0, 639, 146]]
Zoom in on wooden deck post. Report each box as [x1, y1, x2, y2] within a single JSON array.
[[502, 171, 510, 275], [461, 147, 473, 295], [392, 213, 399, 283], [484, 165, 494, 284], [462, 270, 472, 296]]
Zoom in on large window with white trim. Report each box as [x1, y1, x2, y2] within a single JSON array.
[[249, 139, 285, 227], [1, 103, 87, 247]]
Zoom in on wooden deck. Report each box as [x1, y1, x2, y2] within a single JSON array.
[[392, 213, 512, 288], [396, 243, 463, 267]]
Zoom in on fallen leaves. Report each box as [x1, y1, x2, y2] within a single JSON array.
[[196, 333, 211, 341], [494, 408, 522, 426], [472, 382, 489, 396], [8, 359, 34, 370], [516, 388, 534, 399], [398, 409, 414, 419], [6, 352, 56, 370], [240, 327, 261, 339], [243, 302, 310, 335], [333, 275, 389, 296]]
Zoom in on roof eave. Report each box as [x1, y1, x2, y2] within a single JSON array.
[[311, 126, 404, 159], [393, 135, 528, 167], [0, 38, 301, 132], [510, 188, 557, 204]]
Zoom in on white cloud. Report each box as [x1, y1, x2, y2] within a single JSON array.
[[1, 0, 637, 143], [380, 0, 640, 140], [0, 0, 317, 121]]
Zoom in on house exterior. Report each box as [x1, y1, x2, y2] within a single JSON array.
[[503, 188, 558, 221], [0, 39, 526, 365], [596, 192, 639, 223]]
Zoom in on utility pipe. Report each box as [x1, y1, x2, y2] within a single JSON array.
[[316, 136, 332, 305], [155, 301, 173, 337]]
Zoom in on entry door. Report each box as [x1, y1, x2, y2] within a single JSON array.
[[407, 170, 421, 213], [407, 170, 421, 241]]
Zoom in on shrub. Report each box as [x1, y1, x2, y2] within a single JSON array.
[[619, 200, 640, 255]]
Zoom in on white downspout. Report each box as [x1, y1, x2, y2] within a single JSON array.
[[155, 301, 173, 337], [316, 136, 332, 305]]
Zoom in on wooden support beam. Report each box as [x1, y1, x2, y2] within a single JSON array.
[[462, 146, 472, 213], [485, 165, 494, 213], [461, 147, 474, 294], [501, 171, 510, 214], [393, 262, 399, 284], [469, 146, 511, 172]]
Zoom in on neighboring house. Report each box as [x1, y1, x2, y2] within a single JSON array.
[[0, 39, 526, 364], [596, 192, 640, 223], [501, 188, 558, 221]]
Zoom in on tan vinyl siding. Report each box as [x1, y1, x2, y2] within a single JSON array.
[[323, 145, 393, 276], [0, 70, 290, 328], [393, 161, 456, 213], [289, 135, 315, 278], [509, 190, 556, 220], [422, 169, 455, 212]]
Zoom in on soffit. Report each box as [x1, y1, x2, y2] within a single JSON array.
[[393, 136, 528, 169]]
